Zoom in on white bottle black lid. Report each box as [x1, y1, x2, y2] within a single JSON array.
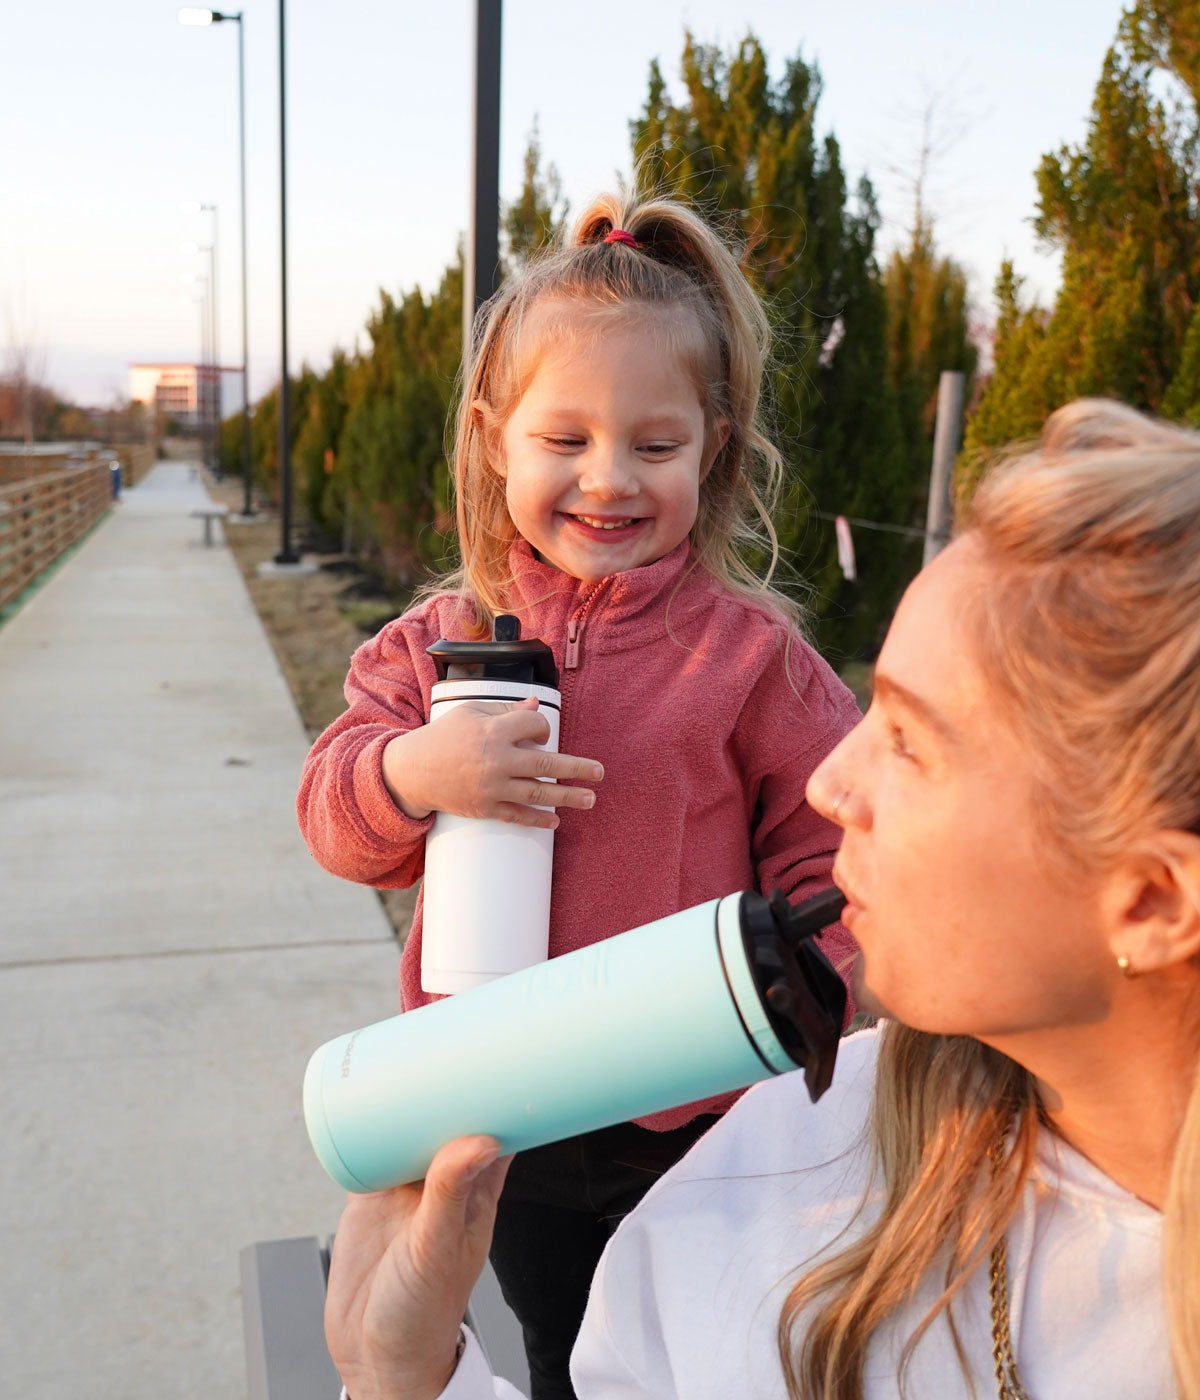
[[427, 614, 560, 688]]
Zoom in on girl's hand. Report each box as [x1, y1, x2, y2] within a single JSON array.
[[383, 698, 604, 830], [325, 1136, 511, 1400]]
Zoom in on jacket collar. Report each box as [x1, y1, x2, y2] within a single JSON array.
[[504, 537, 717, 652]]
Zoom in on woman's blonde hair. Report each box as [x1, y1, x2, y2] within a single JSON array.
[[780, 399, 1200, 1399], [438, 189, 801, 635]]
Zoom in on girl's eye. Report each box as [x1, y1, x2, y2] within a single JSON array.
[[640, 442, 679, 457], [544, 435, 584, 449]]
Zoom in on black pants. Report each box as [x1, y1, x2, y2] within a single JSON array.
[[488, 1115, 719, 1400]]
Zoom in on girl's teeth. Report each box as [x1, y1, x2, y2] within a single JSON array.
[[575, 516, 635, 530]]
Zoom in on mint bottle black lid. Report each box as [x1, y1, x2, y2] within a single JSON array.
[[738, 886, 847, 1101], [427, 614, 560, 688]]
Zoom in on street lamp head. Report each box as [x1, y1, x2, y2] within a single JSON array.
[[177, 8, 215, 25]]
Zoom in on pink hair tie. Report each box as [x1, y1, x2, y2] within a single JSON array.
[[603, 229, 638, 248]]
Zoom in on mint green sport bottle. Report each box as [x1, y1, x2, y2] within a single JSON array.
[[304, 886, 847, 1192]]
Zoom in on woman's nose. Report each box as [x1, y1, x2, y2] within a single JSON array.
[[807, 724, 871, 830]]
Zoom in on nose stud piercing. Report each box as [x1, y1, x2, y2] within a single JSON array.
[[830, 791, 850, 822]]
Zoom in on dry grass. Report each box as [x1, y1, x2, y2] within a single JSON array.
[[209, 475, 419, 937]]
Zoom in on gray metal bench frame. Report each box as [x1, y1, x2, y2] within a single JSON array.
[[240, 1236, 531, 1399], [191, 503, 229, 546]]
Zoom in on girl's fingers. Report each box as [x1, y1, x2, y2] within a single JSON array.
[[524, 749, 605, 783], [495, 703, 554, 747], [493, 802, 560, 830], [488, 704, 605, 781], [509, 780, 597, 810]]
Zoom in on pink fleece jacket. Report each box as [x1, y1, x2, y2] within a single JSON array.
[[298, 538, 862, 1131]]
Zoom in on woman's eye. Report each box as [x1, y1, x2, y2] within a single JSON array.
[[888, 723, 915, 760]]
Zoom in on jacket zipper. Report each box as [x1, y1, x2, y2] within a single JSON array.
[[564, 583, 605, 671]]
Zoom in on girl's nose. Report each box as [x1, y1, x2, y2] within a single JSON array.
[[578, 450, 640, 500]]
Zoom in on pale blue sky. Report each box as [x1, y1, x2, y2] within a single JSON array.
[[1, 1, 1127, 407]]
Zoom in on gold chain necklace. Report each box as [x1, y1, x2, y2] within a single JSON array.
[[988, 1236, 1031, 1400]]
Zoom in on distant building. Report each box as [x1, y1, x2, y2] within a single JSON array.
[[129, 363, 219, 428]]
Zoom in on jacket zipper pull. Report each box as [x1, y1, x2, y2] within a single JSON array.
[[565, 619, 580, 670]]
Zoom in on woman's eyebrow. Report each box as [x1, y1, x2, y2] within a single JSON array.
[[872, 673, 960, 745]]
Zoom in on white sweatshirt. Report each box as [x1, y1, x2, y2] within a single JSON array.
[[443, 1030, 1171, 1400]]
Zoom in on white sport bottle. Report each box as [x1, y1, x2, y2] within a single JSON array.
[[420, 615, 561, 994]]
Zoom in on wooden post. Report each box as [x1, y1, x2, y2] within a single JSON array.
[[923, 370, 965, 567]]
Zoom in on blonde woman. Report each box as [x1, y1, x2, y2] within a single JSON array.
[[324, 399, 1200, 1400]]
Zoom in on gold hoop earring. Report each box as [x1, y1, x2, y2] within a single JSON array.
[[1116, 954, 1136, 979]]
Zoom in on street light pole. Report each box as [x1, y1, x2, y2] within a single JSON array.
[[233, 15, 254, 515], [274, 0, 298, 563], [181, 231, 216, 466], [195, 210, 220, 472], [209, 206, 220, 473], [190, 273, 210, 437], [178, 7, 256, 513], [463, 0, 502, 360]]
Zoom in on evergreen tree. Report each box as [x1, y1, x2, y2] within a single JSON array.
[[883, 213, 977, 504], [503, 122, 568, 269], [294, 349, 352, 545], [336, 256, 463, 581], [1140, 0, 1200, 105], [631, 33, 912, 658], [962, 3, 1200, 487]]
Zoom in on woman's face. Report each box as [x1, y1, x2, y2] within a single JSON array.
[[808, 536, 1114, 1040]]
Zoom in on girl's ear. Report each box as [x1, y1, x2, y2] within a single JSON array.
[[471, 398, 506, 479], [1107, 829, 1200, 975], [701, 418, 732, 481]]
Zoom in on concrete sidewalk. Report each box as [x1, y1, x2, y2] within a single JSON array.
[[0, 463, 402, 1397]]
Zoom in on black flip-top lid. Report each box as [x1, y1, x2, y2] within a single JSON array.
[[739, 886, 848, 1102], [427, 614, 560, 688]]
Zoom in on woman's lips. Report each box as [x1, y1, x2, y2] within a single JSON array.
[[833, 869, 865, 927]]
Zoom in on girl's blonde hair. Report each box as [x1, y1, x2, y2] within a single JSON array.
[[439, 190, 801, 635], [780, 399, 1200, 1399]]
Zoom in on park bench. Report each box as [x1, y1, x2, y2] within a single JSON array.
[[191, 501, 229, 546], [240, 1234, 530, 1399]]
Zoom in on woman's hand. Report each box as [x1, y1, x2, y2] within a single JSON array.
[[382, 698, 604, 830], [325, 1136, 511, 1400]]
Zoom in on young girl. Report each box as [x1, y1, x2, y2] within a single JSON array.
[[298, 192, 860, 1400]]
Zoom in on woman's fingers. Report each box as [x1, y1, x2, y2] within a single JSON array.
[[325, 1138, 510, 1400], [410, 1136, 509, 1276], [420, 1134, 506, 1217]]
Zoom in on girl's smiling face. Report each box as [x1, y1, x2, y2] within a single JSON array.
[[494, 305, 721, 583], [807, 536, 1114, 1042]]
